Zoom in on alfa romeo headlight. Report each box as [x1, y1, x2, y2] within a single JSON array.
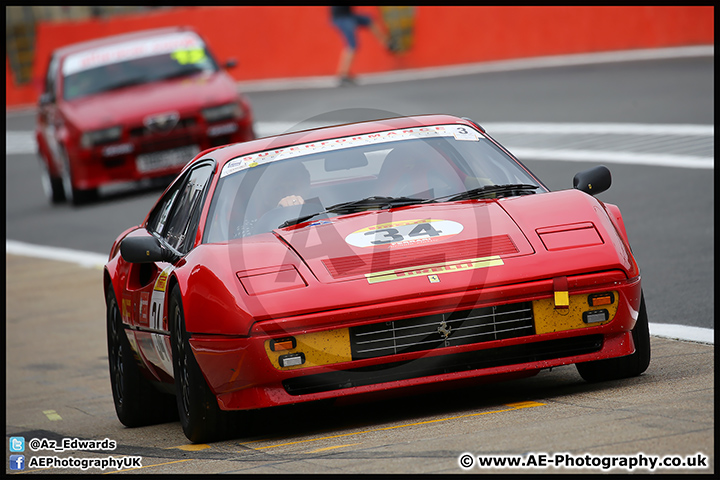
[[81, 126, 122, 148]]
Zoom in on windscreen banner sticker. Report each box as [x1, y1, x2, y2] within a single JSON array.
[[345, 219, 463, 248], [221, 125, 485, 178], [63, 32, 205, 76]]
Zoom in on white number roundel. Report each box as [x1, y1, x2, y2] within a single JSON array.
[[345, 219, 463, 248]]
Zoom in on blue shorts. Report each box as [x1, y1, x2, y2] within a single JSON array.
[[333, 14, 372, 50]]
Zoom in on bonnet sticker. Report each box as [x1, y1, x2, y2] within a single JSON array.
[[345, 218, 463, 248]]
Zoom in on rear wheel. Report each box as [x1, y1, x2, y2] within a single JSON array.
[[576, 292, 651, 382], [106, 287, 176, 426], [169, 285, 232, 443]]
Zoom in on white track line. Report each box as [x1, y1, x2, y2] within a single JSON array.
[[649, 323, 714, 345], [6, 239, 713, 344], [507, 148, 713, 169], [6, 239, 107, 269]]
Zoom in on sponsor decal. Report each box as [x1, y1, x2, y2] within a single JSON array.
[[63, 32, 204, 75], [365, 256, 504, 284], [221, 125, 483, 178], [151, 333, 173, 374], [121, 298, 132, 323], [154, 271, 169, 292], [308, 220, 334, 227], [139, 292, 150, 327], [345, 218, 463, 248], [452, 125, 480, 141], [150, 268, 172, 330]]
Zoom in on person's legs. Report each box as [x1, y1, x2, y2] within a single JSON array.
[[337, 46, 355, 82], [333, 16, 359, 84]]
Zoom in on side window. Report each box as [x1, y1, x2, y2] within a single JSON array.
[[162, 164, 214, 254], [148, 187, 180, 237]]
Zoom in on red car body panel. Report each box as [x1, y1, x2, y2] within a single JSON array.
[[36, 26, 254, 195], [104, 114, 644, 413]]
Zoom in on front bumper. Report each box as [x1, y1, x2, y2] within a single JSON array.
[[190, 272, 641, 411]]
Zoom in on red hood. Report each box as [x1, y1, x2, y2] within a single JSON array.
[[276, 189, 636, 287], [277, 201, 532, 284], [61, 72, 238, 130]]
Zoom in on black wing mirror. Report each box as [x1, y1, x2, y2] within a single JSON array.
[[120, 235, 178, 263], [573, 165, 611, 196]]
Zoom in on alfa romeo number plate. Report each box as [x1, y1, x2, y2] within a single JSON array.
[[136, 145, 200, 173]]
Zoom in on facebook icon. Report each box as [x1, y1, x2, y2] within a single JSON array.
[[9, 454, 25, 471]]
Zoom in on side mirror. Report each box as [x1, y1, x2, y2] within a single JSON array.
[[573, 165, 611, 196], [120, 235, 177, 263]]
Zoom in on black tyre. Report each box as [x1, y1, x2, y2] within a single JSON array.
[[39, 158, 66, 204], [106, 287, 176, 426], [576, 292, 651, 382], [60, 147, 97, 206], [169, 285, 231, 443]]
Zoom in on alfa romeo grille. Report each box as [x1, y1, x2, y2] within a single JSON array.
[[130, 117, 197, 139], [350, 301, 534, 360]]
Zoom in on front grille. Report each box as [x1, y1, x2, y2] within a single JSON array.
[[129, 117, 197, 139], [282, 335, 604, 396], [350, 302, 534, 360]]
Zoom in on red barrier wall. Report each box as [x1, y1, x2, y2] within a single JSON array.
[[6, 6, 714, 108]]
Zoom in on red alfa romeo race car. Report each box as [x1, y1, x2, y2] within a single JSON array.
[[36, 26, 255, 205], [103, 114, 650, 442]]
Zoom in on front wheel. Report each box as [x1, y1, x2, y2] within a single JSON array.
[[39, 157, 66, 204], [576, 292, 651, 382], [60, 147, 97, 206], [169, 285, 232, 443]]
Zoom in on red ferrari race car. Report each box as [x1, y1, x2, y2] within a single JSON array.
[[103, 114, 650, 442], [35, 26, 255, 205]]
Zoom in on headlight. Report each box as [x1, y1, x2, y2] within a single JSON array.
[[202, 102, 244, 123], [81, 126, 122, 148]]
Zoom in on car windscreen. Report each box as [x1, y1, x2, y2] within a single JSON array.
[[203, 124, 543, 243], [61, 32, 219, 101]]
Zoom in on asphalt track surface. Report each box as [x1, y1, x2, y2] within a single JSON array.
[[5, 48, 714, 474]]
